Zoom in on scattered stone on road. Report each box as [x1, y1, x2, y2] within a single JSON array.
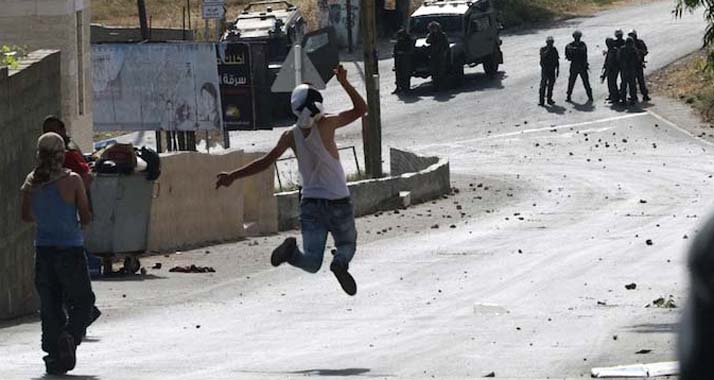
[[625, 283, 637, 290], [169, 265, 216, 273]]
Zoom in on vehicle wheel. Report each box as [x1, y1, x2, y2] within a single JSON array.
[[123, 256, 141, 274], [483, 54, 499, 77]]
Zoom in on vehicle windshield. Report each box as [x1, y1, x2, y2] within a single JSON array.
[[409, 15, 463, 36]]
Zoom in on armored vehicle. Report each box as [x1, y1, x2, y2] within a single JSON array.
[[223, 1, 306, 65], [407, 0, 503, 85]]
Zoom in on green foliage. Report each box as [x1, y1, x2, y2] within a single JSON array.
[[1, 45, 26, 69], [674, 0, 714, 72]]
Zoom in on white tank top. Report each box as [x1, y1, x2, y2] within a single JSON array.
[[292, 126, 350, 200]]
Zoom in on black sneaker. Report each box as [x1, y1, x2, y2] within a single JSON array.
[[271, 237, 296, 267], [547, 99, 555, 105], [57, 332, 76, 372], [643, 95, 651, 102], [330, 261, 357, 296], [43, 355, 66, 376]]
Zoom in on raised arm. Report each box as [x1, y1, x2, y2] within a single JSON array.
[[216, 131, 293, 189], [320, 65, 368, 131]]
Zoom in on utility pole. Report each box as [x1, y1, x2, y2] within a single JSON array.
[[361, 0, 383, 178], [138, 0, 149, 40]]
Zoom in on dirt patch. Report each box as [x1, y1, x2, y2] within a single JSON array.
[[649, 49, 714, 122]]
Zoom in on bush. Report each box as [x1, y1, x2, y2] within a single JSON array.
[[1, 45, 26, 69]]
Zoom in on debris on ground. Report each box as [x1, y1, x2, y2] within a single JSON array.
[[484, 371, 495, 377], [169, 265, 216, 273], [625, 283, 637, 290], [152, 263, 162, 269], [635, 349, 652, 354], [645, 239, 654, 246], [650, 296, 677, 309], [591, 361, 678, 378]]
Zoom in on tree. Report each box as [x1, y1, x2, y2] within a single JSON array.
[[675, 0, 714, 46], [675, 0, 714, 71]]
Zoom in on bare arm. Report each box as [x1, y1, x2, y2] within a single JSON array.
[[320, 65, 368, 131], [216, 131, 293, 189], [20, 191, 34, 223], [73, 174, 92, 226]]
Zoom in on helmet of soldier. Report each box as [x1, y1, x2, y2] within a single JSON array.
[[628, 29, 637, 38], [572, 30, 583, 39], [615, 29, 623, 38], [546, 36, 554, 44]]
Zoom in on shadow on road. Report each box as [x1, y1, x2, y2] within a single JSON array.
[[33, 375, 100, 380], [0, 313, 40, 330], [545, 104, 567, 114], [288, 368, 372, 376], [397, 71, 507, 103], [626, 322, 678, 334], [571, 100, 595, 112], [93, 273, 165, 282]]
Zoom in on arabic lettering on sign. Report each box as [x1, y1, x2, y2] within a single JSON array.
[[220, 73, 248, 87], [223, 53, 245, 65]]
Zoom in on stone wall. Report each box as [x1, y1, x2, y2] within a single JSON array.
[[0, 50, 62, 320], [0, 0, 93, 152]]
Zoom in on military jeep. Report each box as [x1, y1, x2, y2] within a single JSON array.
[[407, 0, 503, 85]]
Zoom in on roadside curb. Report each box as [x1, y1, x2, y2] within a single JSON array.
[[275, 148, 451, 231]]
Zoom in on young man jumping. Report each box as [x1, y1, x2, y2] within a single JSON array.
[[216, 65, 367, 295]]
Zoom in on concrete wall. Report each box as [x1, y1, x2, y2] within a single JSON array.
[[0, 50, 62, 320], [148, 150, 277, 252], [0, 0, 93, 152], [276, 148, 450, 231]]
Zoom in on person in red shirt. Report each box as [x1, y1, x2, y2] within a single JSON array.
[[42, 117, 91, 187]]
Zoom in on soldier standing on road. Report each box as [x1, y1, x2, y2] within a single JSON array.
[[538, 36, 559, 106], [565, 30, 593, 103], [614, 29, 626, 48], [601, 37, 621, 104], [618, 37, 640, 106], [426, 21, 449, 91], [216, 66, 367, 296], [629, 29, 651, 102], [393, 28, 415, 94]]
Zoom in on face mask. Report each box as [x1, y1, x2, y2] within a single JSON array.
[[296, 102, 324, 129]]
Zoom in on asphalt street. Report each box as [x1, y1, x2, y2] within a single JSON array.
[[1, 1, 712, 379]]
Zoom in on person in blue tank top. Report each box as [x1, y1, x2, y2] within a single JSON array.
[[216, 65, 367, 296], [20, 132, 94, 375]]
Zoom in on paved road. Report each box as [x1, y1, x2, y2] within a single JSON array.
[[1, 1, 711, 379]]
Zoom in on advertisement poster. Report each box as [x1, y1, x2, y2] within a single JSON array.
[[217, 42, 255, 131], [92, 43, 222, 132]]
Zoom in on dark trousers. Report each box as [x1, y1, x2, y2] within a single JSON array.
[[607, 69, 620, 102], [539, 69, 556, 103], [35, 246, 95, 355], [394, 57, 412, 91], [635, 66, 649, 97], [567, 65, 593, 99], [620, 70, 638, 102]]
